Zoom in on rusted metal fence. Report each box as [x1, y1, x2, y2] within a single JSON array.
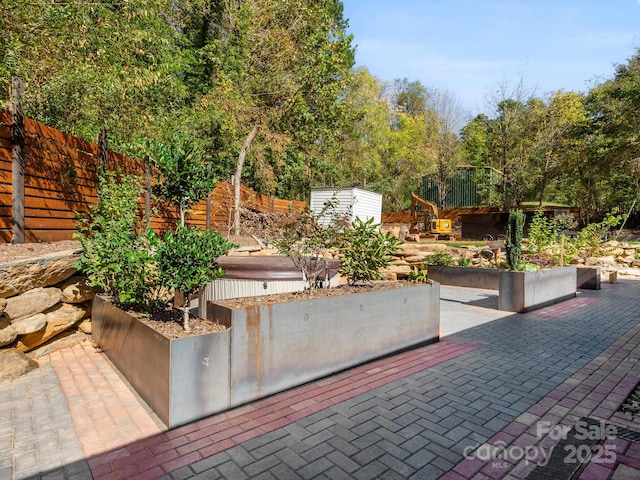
[[0, 107, 306, 243]]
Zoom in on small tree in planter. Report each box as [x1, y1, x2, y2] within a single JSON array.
[[339, 217, 401, 286], [144, 138, 215, 227], [157, 226, 236, 331], [273, 203, 348, 292], [505, 209, 525, 270]]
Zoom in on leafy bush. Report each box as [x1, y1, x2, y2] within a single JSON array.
[[505, 209, 525, 270], [527, 209, 554, 255], [339, 217, 401, 286], [143, 138, 216, 227], [457, 257, 472, 267], [409, 266, 430, 283], [424, 251, 454, 266], [76, 171, 160, 310], [575, 212, 624, 257], [157, 226, 236, 331]]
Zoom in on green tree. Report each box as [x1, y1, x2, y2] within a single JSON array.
[[505, 209, 525, 270], [143, 138, 215, 228], [425, 89, 466, 210], [1, 0, 193, 146], [157, 226, 236, 331]]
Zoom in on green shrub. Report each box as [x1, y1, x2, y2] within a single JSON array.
[[157, 225, 236, 331], [75, 171, 160, 310], [409, 266, 430, 283], [527, 209, 554, 255], [575, 212, 624, 258], [457, 257, 472, 267], [505, 209, 525, 270], [425, 251, 454, 266], [339, 217, 401, 286]]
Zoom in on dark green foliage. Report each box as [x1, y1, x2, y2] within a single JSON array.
[[143, 138, 216, 227], [505, 209, 525, 270], [339, 217, 401, 286], [156, 226, 236, 331], [75, 171, 159, 309]]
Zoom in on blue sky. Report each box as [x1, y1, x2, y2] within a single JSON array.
[[341, 0, 640, 116]]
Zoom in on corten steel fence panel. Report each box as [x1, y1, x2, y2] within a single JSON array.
[[0, 109, 306, 243]]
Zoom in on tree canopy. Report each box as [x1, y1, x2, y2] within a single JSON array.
[[2, 1, 639, 221]]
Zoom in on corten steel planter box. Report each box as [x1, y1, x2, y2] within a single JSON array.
[[92, 283, 440, 428], [576, 266, 601, 290], [427, 265, 499, 290], [498, 266, 577, 312]]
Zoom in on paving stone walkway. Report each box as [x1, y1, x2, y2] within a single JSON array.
[[2, 280, 639, 480]]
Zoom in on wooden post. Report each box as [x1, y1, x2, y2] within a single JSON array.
[[144, 162, 151, 229], [11, 77, 25, 244], [98, 127, 108, 171], [206, 194, 211, 231]]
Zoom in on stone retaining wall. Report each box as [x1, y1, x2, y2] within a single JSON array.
[[0, 250, 93, 363]]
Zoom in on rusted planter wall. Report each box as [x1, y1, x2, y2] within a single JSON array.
[[208, 283, 440, 408], [427, 265, 499, 290], [92, 283, 440, 428], [91, 297, 231, 428], [498, 266, 577, 312]]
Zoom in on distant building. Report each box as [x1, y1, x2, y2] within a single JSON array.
[[310, 187, 382, 226]]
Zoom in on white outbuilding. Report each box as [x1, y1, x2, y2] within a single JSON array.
[[310, 186, 382, 227]]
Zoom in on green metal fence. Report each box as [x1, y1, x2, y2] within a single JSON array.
[[422, 166, 502, 208]]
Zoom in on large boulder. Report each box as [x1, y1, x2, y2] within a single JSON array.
[[0, 348, 38, 383], [60, 276, 97, 304], [11, 313, 47, 335], [0, 250, 80, 298], [15, 302, 90, 352], [3, 287, 62, 320]]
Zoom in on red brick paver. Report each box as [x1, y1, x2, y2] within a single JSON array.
[[49, 337, 481, 479]]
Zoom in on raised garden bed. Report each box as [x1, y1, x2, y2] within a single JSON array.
[[92, 282, 440, 428], [427, 265, 579, 312], [427, 265, 499, 290], [498, 266, 577, 312]]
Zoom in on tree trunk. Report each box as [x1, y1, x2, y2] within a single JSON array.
[[183, 295, 191, 332], [233, 125, 260, 235]]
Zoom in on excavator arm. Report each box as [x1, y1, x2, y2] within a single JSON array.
[[410, 194, 438, 232]]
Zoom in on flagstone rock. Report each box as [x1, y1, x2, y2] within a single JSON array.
[[76, 318, 92, 334], [0, 250, 80, 298], [4, 287, 62, 321], [11, 313, 47, 335], [0, 348, 38, 383], [16, 302, 90, 352], [60, 276, 96, 304], [0, 322, 18, 348]]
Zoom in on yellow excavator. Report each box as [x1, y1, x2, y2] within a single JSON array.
[[409, 194, 454, 240]]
